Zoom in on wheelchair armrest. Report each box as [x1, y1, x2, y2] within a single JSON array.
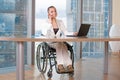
[[42, 42, 56, 52]]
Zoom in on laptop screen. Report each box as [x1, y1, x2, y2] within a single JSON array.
[[77, 24, 91, 37]]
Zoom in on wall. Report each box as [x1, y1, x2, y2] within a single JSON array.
[[112, 0, 120, 25]]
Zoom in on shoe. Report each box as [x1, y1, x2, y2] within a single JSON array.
[[67, 65, 74, 72], [57, 64, 65, 73]]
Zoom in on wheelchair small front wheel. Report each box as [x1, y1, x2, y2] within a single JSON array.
[[36, 43, 47, 73], [47, 70, 52, 78], [69, 72, 74, 77]]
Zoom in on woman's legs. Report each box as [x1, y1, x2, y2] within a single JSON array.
[[49, 42, 63, 65], [49, 42, 72, 66], [60, 43, 74, 72], [54, 42, 64, 65], [60, 43, 72, 66], [49, 42, 73, 72]]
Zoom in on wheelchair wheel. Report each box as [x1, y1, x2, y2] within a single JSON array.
[[36, 43, 48, 73]]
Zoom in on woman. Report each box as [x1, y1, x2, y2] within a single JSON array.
[[42, 6, 76, 73]]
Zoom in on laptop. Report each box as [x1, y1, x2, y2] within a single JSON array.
[[66, 24, 91, 37]]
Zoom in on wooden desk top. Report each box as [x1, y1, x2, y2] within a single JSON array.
[[0, 37, 120, 42]]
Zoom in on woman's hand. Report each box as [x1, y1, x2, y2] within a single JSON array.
[[48, 14, 56, 23], [48, 14, 53, 23], [73, 32, 78, 36]]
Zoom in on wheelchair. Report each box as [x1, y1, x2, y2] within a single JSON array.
[[36, 42, 74, 78]]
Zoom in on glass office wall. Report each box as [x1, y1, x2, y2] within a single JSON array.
[[0, 0, 27, 69], [66, 0, 78, 32], [66, 0, 111, 57], [82, 0, 111, 56]]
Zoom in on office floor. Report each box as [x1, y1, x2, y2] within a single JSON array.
[[0, 53, 120, 80]]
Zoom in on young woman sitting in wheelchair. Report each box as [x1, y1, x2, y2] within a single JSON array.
[[41, 6, 77, 73]]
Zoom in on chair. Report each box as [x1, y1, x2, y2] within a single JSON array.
[[109, 24, 120, 52], [36, 42, 74, 78]]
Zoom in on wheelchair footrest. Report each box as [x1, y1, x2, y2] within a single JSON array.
[[57, 70, 74, 74], [56, 68, 74, 74]]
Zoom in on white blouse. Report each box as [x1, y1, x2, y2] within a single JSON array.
[[41, 19, 73, 38]]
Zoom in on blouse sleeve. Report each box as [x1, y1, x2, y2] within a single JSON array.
[[59, 20, 74, 35]]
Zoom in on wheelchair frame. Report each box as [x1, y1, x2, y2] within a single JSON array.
[[36, 42, 74, 78]]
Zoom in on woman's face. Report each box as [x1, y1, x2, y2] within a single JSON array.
[[48, 8, 57, 19]]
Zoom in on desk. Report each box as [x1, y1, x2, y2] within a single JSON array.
[[0, 37, 120, 80]]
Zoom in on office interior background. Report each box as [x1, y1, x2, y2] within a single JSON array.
[[0, 0, 119, 75]]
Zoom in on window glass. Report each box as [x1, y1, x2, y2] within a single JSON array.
[[0, 0, 27, 69], [82, 0, 110, 55], [0, 0, 15, 11], [0, 13, 15, 36]]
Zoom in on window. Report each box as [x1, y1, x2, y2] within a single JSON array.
[[0, 0, 27, 69], [82, 0, 111, 56]]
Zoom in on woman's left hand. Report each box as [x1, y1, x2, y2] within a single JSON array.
[[73, 32, 78, 35]]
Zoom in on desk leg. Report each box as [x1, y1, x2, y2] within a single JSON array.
[[80, 42, 82, 58], [104, 41, 108, 74], [16, 42, 24, 80]]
